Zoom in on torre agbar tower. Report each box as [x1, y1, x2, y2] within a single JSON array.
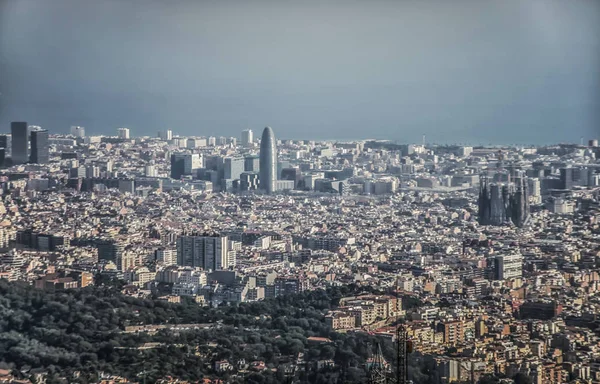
[[259, 126, 277, 194]]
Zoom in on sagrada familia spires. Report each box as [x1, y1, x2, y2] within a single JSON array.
[[478, 172, 530, 228]]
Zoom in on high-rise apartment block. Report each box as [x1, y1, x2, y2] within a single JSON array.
[[117, 127, 130, 139], [176, 233, 231, 271], [155, 248, 177, 266], [145, 165, 157, 177], [159, 130, 173, 141], [527, 178, 542, 204], [241, 129, 253, 147], [493, 254, 523, 280]]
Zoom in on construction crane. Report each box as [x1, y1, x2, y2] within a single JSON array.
[[367, 342, 389, 384], [367, 324, 413, 384], [367, 279, 414, 384]]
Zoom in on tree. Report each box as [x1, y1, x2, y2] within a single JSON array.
[[514, 373, 533, 384]]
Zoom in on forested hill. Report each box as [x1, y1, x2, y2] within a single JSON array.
[[0, 280, 408, 383]]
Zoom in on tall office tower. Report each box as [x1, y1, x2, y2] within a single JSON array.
[[220, 157, 245, 191], [560, 167, 574, 190], [244, 155, 260, 172], [117, 127, 130, 139], [224, 157, 245, 180], [493, 254, 523, 280], [11, 122, 28, 165], [170, 154, 185, 179], [0, 135, 7, 158], [589, 139, 599, 147], [170, 153, 202, 179], [30, 129, 49, 164], [259, 126, 277, 194], [70, 126, 86, 138], [208, 136, 216, 146], [0, 148, 5, 167], [241, 129, 253, 147], [580, 167, 594, 187], [176, 233, 231, 271]]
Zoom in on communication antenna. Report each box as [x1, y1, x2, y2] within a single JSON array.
[[396, 323, 410, 384], [366, 279, 413, 384], [395, 276, 410, 384]]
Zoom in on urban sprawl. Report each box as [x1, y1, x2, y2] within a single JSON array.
[[0, 122, 599, 384]]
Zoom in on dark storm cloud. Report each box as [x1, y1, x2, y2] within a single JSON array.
[[0, 0, 599, 144]]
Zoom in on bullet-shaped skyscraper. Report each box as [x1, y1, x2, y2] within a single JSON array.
[[259, 127, 277, 194]]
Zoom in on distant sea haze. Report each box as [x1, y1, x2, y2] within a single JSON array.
[[0, 0, 598, 144]]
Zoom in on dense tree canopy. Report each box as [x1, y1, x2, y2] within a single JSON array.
[[0, 280, 423, 383]]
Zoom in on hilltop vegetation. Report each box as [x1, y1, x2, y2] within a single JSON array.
[[0, 280, 419, 383]]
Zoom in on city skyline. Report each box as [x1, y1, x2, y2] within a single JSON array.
[[0, 1, 599, 383], [0, 111, 597, 383], [1, 121, 598, 148]]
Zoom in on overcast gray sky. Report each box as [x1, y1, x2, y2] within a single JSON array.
[[0, 0, 599, 144]]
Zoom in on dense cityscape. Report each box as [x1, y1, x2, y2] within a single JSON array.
[[0, 122, 598, 384]]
